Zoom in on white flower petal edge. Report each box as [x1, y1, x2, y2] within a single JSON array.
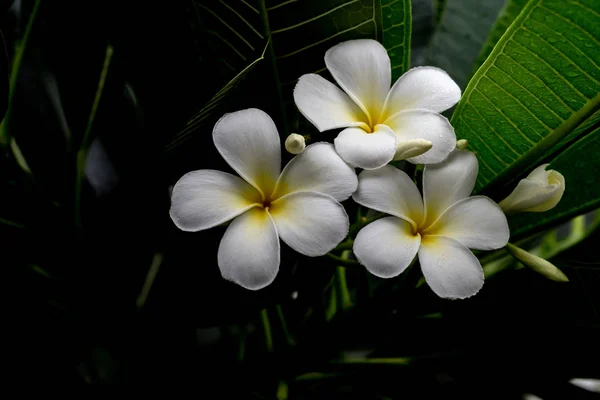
[[353, 165, 423, 228], [170, 170, 261, 232], [422, 150, 478, 228], [425, 196, 510, 250], [385, 109, 456, 164], [218, 208, 280, 290], [419, 236, 484, 299], [325, 39, 390, 124], [273, 142, 358, 202], [334, 124, 397, 170], [382, 66, 461, 116], [270, 192, 349, 257], [293, 74, 368, 132], [354, 217, 421, 278], [213, 109, 281, 196]]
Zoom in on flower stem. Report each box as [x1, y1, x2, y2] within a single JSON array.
[[260, 308, 273, 353], [0, 0, 43, 149], [325, 252, 359, 267], [276, 304, 295, 346], [74, 45, 113, 228]]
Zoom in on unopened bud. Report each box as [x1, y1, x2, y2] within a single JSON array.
[[499, 164, 565, 213], [456, 139, 468, 150], [285, 133, 306, 154], [506, 243, 569, 282], [393, 139, 433, 161]]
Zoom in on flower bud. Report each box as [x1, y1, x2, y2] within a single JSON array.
[[285, 133, 306, 154], [499, 164, 565, 213], [506, 243, 569, 282], [393, 139, 433, 161], [456, 139, 468, 150]]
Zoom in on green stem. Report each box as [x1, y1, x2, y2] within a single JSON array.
[[0, 216, 25, 229], [326, 252, 359, 267], [136, 253, 163, 309], [332, 357, 412, 366], [74, 45, 114, 227], [348, 213, 384, 236], [260, 308, 273, 353], [275, 304, 295, 346], [0, 0, 43, 148], [335, 264, 352, 311]]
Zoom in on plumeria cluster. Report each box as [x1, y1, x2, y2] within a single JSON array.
[[170, 40, 565, 298]]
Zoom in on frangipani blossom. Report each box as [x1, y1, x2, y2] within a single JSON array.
[[294, 39, 461, 170], [499, 164, 565, 214], [170, 109, 358, 290], [352, 150, 509, 299]]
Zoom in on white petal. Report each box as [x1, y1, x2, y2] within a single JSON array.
[[354, 217, 421, 278], [272, 142, 358, 202], [325, 39, 390, 124], [213, 108, 281, 196], [217, 208, 280, 290], [385, 109, 456, 164], [425, 196, 509, 250], [499, 165, 565, 213], [422, 150, 478, 228], [353, 165, 423, 227], [170, 170, 261, 232], [293, 74, 369, 131], [382, 66, 461, 118], [419, 236, 484, 299], [334, 124, 397, 170], [269, 192, 348, 257]]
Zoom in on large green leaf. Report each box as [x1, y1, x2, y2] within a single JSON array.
[[470, 0, 529, 78], [508, 127, 600, 239], [451, 0, 600, 193], [424, 0, 508, 89], [167, 0, 412, 150]]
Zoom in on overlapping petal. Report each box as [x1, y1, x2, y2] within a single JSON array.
[[419, 236, 484, 299], [422, 150, 478, 228], [325, 39, 391, 124], [425, 196, 509, 250], [382, 66, 461, 118], [170, 170, 261, 232], [499, 164, 565, 213], [385, 109, 456, 164], [353, 216, 421, 278], [272, 142, 358, 201], [217, 208, 280, 290], [270, 192, 349, 257], [293, 74, 369, 131], [213, 108, 281, 197], [334, 124, 397, 170], [353, 165, 423, 227]]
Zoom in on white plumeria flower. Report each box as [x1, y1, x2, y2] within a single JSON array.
[[170, 109, 358, 290], [352, 150, 509, 299], [294, 39, 460, 170], [499, 164, 565, 214]]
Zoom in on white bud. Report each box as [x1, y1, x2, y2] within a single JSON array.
[[456, 139, 468, 150], [499, 164, 565, 213], [506, 243, 568, 282], [285, 133, 306, 154], [393, 139, 433, 161]]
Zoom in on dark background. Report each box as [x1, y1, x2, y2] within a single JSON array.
[[2, 0, 598, 396]]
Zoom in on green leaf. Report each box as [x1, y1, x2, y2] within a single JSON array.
[[451, 0, 600, 193], [424, 0, 508, 89], [509, 126, 600, 238], [470, 0, 529, 78], [167, 0, 412, 150]]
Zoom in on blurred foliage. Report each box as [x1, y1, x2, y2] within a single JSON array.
[[1, 0, 599, 396]]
